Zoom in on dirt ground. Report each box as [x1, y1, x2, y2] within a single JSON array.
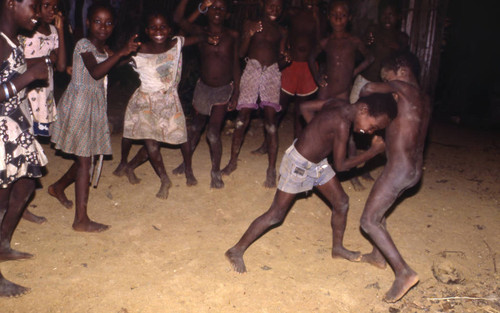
[[1, 100, 499, 312]]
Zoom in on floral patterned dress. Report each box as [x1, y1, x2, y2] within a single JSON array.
[[23, 24, 59, 136], [51, 38, 111, 157], [0, 32, 48, 187], [123, 36, 187, 144]]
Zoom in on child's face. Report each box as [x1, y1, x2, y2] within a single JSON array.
[[146, 15, 171, 45], [354, 107, 390, 135], [379, 6, 398, 30], [264, 0, 283, 22], [328, 3, 350, 31], [87, 8, 114, 42], [206, 0, 227, 25], [40, 0, 58, 24], [302, 0, 318, 10], [13, 0, 38, 31]]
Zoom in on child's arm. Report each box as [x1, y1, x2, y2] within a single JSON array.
[[52, 13, 67, 72], [0, 56, 48, 103], [308, 39, 327, 88], [174, 0, 204, 34], [360, 82, 395, 97], [81, 35, 140, 80], [332, 128, 385, 172], [352, 37, 374, 77], [300, 99, 327, 123], [239, 20, 262, 58], [228, 31, 241, 111], [277, 27, 291, 70], [183, 33, 207, 47]]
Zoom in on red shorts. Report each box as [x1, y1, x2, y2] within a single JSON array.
[[281, 61, 318, 97]]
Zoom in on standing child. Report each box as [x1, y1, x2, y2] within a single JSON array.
[[112, 11, 203, 199], [0, 0, 49, 297], [171, 0, 240, 189], [222, 0, 288, 188], [226, 94, 397, 273], [20, 0, 66, 224], [48, 3, 139, 232]]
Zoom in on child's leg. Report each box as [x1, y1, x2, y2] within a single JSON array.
[[180, 141, 197, 186], [172, 113, 208, 175], [48, 161, 78, 209], [125, 146, 149, 184], [0, 270, 30, 297], [315, 177, 361, 261], [225, 190, 296, 273], [113, 137, 133, 176], [263, 106, 279, 188], [22, 208, 47, 225], [206, 105, 226, 188], [222, 108, 252, 176], [143, 139, 171, 199], [0, 178, 35, 261], [73, 156, 109, 232]]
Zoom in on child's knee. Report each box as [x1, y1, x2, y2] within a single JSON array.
[[206, 128, 220, 143], [265, 123, 277, 134]]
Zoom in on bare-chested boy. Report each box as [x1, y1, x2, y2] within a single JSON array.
[[226, 93, 398, 273], [172, 0, 240, 188], [252, 0, 325, 155], [359, 51, 431, 302], [221, 0, 288, 188]]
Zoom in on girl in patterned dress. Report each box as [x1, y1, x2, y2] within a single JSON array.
[[112, 12, 203, 199], [23, 0, 66, 137], [48, 3, 139, 232], [0, 0, 49, 297]]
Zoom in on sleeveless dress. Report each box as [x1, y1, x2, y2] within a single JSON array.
[[23, 24, 59, 136], [123, 36, 187, 144], [51, 38, 111, 157], [0, 32, 48, 187]]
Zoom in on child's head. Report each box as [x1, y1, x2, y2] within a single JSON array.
[[1, 0, 39, 32], [328, 0, 350, 32], [263, 0, 283, 22], [378, 0, 401, 30], [206, 0, 228, 26], [39, 0, 58, 24], [354, 93, 398, 134], [381, 51, 420, 82], [86, 2, 115, 41], [145, 12, 171, 45], [302, 0, 319, 10]]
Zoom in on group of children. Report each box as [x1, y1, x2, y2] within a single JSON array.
[[0, 0, 431, 305]]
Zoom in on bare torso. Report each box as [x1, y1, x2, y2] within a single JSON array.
[[198, 28, 238, 87], [288, 10, 318, 62], [247, 20, 283, 66]]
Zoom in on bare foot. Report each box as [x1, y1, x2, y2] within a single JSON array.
[[331, 246, 362, 262], [125, 167, 141, 184], [350, 177, 365, 191], [22, 209, 47, 224], [0, 248, 34, 261], [112, 162, 127, 177], [263, 168, 276, 188], [383, 269, 419, 303], [0, 275, 30, 297], [221, 161, 237, 176], [210, 171, 224, 189], [361, 171, 375, 182], [48, 184, 73, 209], [361, 252, 387, 269], [225, 247, 247, 273], [156, 179, 172, 199], [251, 143, 267, 155], [72, 220, 110, 232], [184, 169, 198, 186], [172, 162, 185, 175]]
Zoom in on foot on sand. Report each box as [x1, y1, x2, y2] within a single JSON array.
[[48, 184, 73, 209], [225, 248, 247, 273], [383, 269, 419, 303]]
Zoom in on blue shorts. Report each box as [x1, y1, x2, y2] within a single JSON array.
[[277, 144, 335, 194]]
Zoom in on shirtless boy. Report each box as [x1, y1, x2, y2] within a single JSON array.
[[359, 51, 431, 302], [172, 0, 240, 188], [221, 0, 288, 188], [226, 93, 397, 273]]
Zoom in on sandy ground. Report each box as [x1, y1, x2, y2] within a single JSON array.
[[1, 103, 499, 312]]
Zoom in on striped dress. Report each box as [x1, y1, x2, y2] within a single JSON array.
[[51, 38, 111, 157]]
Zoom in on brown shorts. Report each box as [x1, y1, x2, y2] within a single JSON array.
[[192, 80, 233, 116]]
